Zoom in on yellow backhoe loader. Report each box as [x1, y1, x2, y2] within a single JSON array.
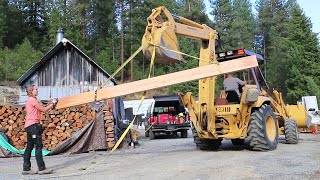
[[141, 6, 310, 151]]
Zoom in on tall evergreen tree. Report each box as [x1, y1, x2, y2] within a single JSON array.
[[284, 1, 320, 103], [257, 0, 291, 94], [46, 0, 71, 47], [3, 2, 25, 49], [167, 0, 210, 96], [210, 0, 233, 50], [90, 0, 120, 81], [20, 0, 49, 51], [0, 0, 8, 48], [90, 0, 116, 54], [229, 0, 256, 50]]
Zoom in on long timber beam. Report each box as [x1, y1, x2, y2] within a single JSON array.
[[56, 55, 258, 109]]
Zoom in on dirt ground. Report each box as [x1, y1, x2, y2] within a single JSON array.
[[1, 132, 320, 180]]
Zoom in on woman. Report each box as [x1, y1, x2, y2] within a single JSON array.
[[22, 85, 57, 175]]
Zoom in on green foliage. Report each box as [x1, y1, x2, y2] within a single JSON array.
[[19, 0, 49, 51], [2, 2, 25, 49], [0, 0, 8, 48], [210, 0, 233, 50], [286, 66, 320, 103], [95, 48, 120, 80], [284, 2, 320, 103], [0, 39, 42, 81], [229, 0, 256, 50]]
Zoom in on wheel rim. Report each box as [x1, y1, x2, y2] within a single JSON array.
[[266, 116, 276, 141]]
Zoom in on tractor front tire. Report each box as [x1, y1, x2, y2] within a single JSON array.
[[181, 130, 188, 138], [248, 105, 278, 151], [284, 119, 299, 144], [192, 124, 221, 150], [149, 130, 155, 140]]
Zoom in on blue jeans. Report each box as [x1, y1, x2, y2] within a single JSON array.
[[23, 123, 46, 171]]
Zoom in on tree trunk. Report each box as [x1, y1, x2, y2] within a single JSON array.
[[130, 1, 134, 82], [120, 2, 124, 83]]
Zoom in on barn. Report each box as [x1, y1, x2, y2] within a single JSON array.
[[16, 29, 116, 103]]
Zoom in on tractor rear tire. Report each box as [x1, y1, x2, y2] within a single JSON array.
[[231, 138, 245, 145], [284, 119, 299, 144], [181, 130, 188, 138], [248, 105, 278, 151], [192, 123, 221, 150]]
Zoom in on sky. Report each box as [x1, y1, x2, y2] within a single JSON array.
[[204, 0, 320, 37]]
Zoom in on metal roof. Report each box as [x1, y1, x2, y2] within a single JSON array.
[[243, 49, 264, 61], [16, 38, 117, 86]]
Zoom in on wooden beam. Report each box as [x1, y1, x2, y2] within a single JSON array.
[[56, 55, 258, 109]]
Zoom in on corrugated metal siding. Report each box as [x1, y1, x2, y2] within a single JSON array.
[[19, 46, 115, 103]]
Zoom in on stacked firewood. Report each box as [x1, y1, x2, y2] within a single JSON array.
[[42, 105, 97, 150], [0, 104, 116, 150], [102, 106, 115, 148], [0, 105, 26, 149]]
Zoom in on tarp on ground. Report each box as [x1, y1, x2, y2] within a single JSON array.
[[0, 109, 108, 158], [48, 111, 106, 155], [0, 133, 50, 158]]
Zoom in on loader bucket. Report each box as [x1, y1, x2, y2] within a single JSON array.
[[142, 22, 185, 65], [286, 104, 312, 128]]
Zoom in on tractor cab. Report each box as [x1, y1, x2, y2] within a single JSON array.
[[215, 49, 268, 106]]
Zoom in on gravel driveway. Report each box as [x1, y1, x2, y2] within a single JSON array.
[[1, 132, 319, 180]]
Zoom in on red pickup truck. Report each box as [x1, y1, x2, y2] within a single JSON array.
[[145, 95, 191, 140]]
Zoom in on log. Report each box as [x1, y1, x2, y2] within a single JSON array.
[[56, 56, 259, 109], [107, 141, 115, 148]]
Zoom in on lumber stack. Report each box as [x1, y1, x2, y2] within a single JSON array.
[[0, 103, 116, 150]]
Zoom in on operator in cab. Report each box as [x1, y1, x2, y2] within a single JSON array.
[[223, 73, 247, 97]]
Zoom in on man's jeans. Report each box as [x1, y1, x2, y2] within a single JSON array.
[[23, 123, 46, 171]]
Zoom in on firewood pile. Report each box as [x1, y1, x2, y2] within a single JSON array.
[[102, 106, 115, 148], [0, 104, 115, 150]]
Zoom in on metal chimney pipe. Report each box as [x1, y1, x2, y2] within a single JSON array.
[[56, 27, 64, 44]]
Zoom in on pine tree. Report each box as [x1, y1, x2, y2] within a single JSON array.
[[210, 0, 233, 50], [46, 0, 71, 47], [284, 1, 320, 103], [229, 0, 256, 50], [0, 0, 8, 48], [257, 0, 291, 94], [89, 0, 120, 82], [3, 2, 25, 49], [19, 0, 49, 51]]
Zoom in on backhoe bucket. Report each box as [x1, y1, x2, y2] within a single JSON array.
[[286, 104, 311, 128], [142, 23, 185, 65]]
